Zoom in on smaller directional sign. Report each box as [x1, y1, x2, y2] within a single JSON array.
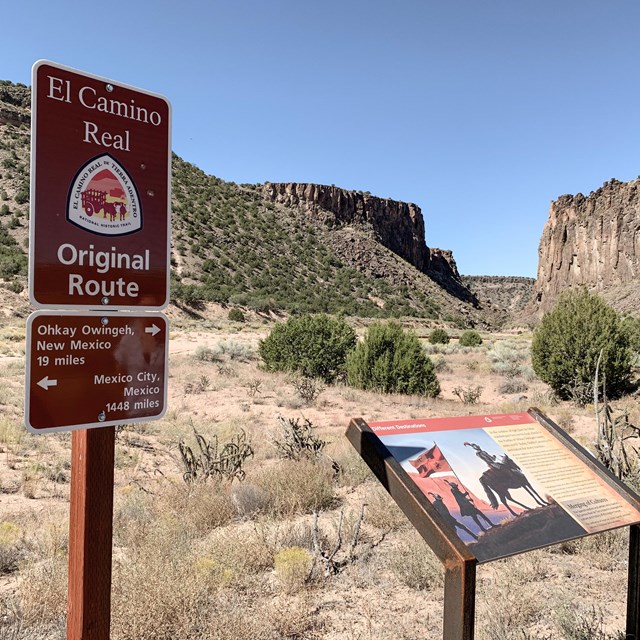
[[25, 311, 168, 433]]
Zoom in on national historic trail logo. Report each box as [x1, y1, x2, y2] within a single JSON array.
[[67, 154, 142, 236]]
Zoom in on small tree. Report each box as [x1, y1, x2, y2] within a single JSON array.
[[428, 328, 450, 345], [346, 321, 440, 397], [228, 307, 245, 322], [531, 289, 632, 404], [259, 314, 356, 383], [459, 330, 483, 347]]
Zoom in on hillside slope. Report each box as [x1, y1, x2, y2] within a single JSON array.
[[0, 80, 501, 326]]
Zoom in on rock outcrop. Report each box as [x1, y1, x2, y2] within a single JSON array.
[[0, 83, 30, 127], [464, 276, 535, 317], [262, 182, 477, 305], [532, 178, 640, 314]]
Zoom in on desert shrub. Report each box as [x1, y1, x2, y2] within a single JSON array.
[[428, 328, 450, 344], [430, 354, 450, 373], [556, 604, 623, 640], [291, 376, 324, 404], [623, 315, 640, 357], [254, 458, 336, 516], [273, 546, 312, 592], [14, 186, 28, 205], [179, 429, 253, 483], [346, 321, 440, 397], [531, 290, 632, 404], [453, 385, 483, 404], [259, 314, 356, 383], [193, 345, 220, 363], [272, 415, 326, 461], [217, 339, 255, 361], [488, 340, 527, 377], [459, 330, 483, 347], [497, 379, 528, 395], [227, 307, 245, 322]]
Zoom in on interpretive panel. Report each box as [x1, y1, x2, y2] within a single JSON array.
[[30, 60, 171, 309], [25, 311, 168, 433], [355, 412, 640, 563]]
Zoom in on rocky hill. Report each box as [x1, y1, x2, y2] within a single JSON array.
[[531, 178, 640, 316], [463, 276, 535, 318], [0, 80, 516, 327]]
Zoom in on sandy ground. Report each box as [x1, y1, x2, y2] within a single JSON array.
[[0, 301, 635, 638]]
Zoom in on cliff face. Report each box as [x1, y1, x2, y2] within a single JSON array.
[[533, 178, 640, 314], [0, 84, 30, 127], [262, 182, 430, 271], [262, 182, 477, 305]]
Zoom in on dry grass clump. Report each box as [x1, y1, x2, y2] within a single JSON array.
[[198, 523, 274, 585], [477, 559, 549, 639], [114, 480, 238, 546], [111, 515, 208, 639], [385, 529, 443, 591], [555, 603, 625, 640], [114, 560, 277, 639], [17, 555, 68, 627], [327, 438, 373, 488], [15, 517, 70, 628], [362, 485, 408, 531], [0, 521, 27, 575], [0, 416, 23, 446], [253, 458, 336, 516], [575, 529, 628, 571]]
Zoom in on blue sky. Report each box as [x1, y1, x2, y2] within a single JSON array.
[[4, 1, 640, 276]]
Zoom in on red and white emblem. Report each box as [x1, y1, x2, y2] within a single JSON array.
[[67, 154, 142, 236]]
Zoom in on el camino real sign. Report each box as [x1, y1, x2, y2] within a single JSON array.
[[30, 60, 171, 309]]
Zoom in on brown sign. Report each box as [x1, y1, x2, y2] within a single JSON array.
[[30, 60, 171, 309], [25, 311, 168, 433]]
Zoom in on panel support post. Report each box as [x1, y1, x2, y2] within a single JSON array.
[[627, 524, 640, 640], [443, 560, 476, 640], [67, 427, 115, 640]]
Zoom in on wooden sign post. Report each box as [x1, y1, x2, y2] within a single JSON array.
[[67, 428, 115, 640], [28, 60, 171, 640], [346, 409, 640, 639]]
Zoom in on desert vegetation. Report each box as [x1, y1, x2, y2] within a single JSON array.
[[1, 80, 639, 639], [1, 299, 639, 639]]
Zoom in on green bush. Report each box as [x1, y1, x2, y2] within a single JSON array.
[[259, 314, 356, 383], [622, 316, 640, 355], [346, 321, 440, 397], [459, 330, 483, 347], [14, 187, 28, 205], [531, 289, 632, 404], [227, 307, 245, 322], [428, 328, 450, 345]]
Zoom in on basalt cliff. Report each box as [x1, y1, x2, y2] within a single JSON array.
[[531, 178, 640, 315], [262, 182, 476, 306]]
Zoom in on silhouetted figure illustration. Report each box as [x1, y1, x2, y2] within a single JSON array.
[[427, 492, 478, 541], [444, 480, 496, 531], [464, 442, 549, 517]]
